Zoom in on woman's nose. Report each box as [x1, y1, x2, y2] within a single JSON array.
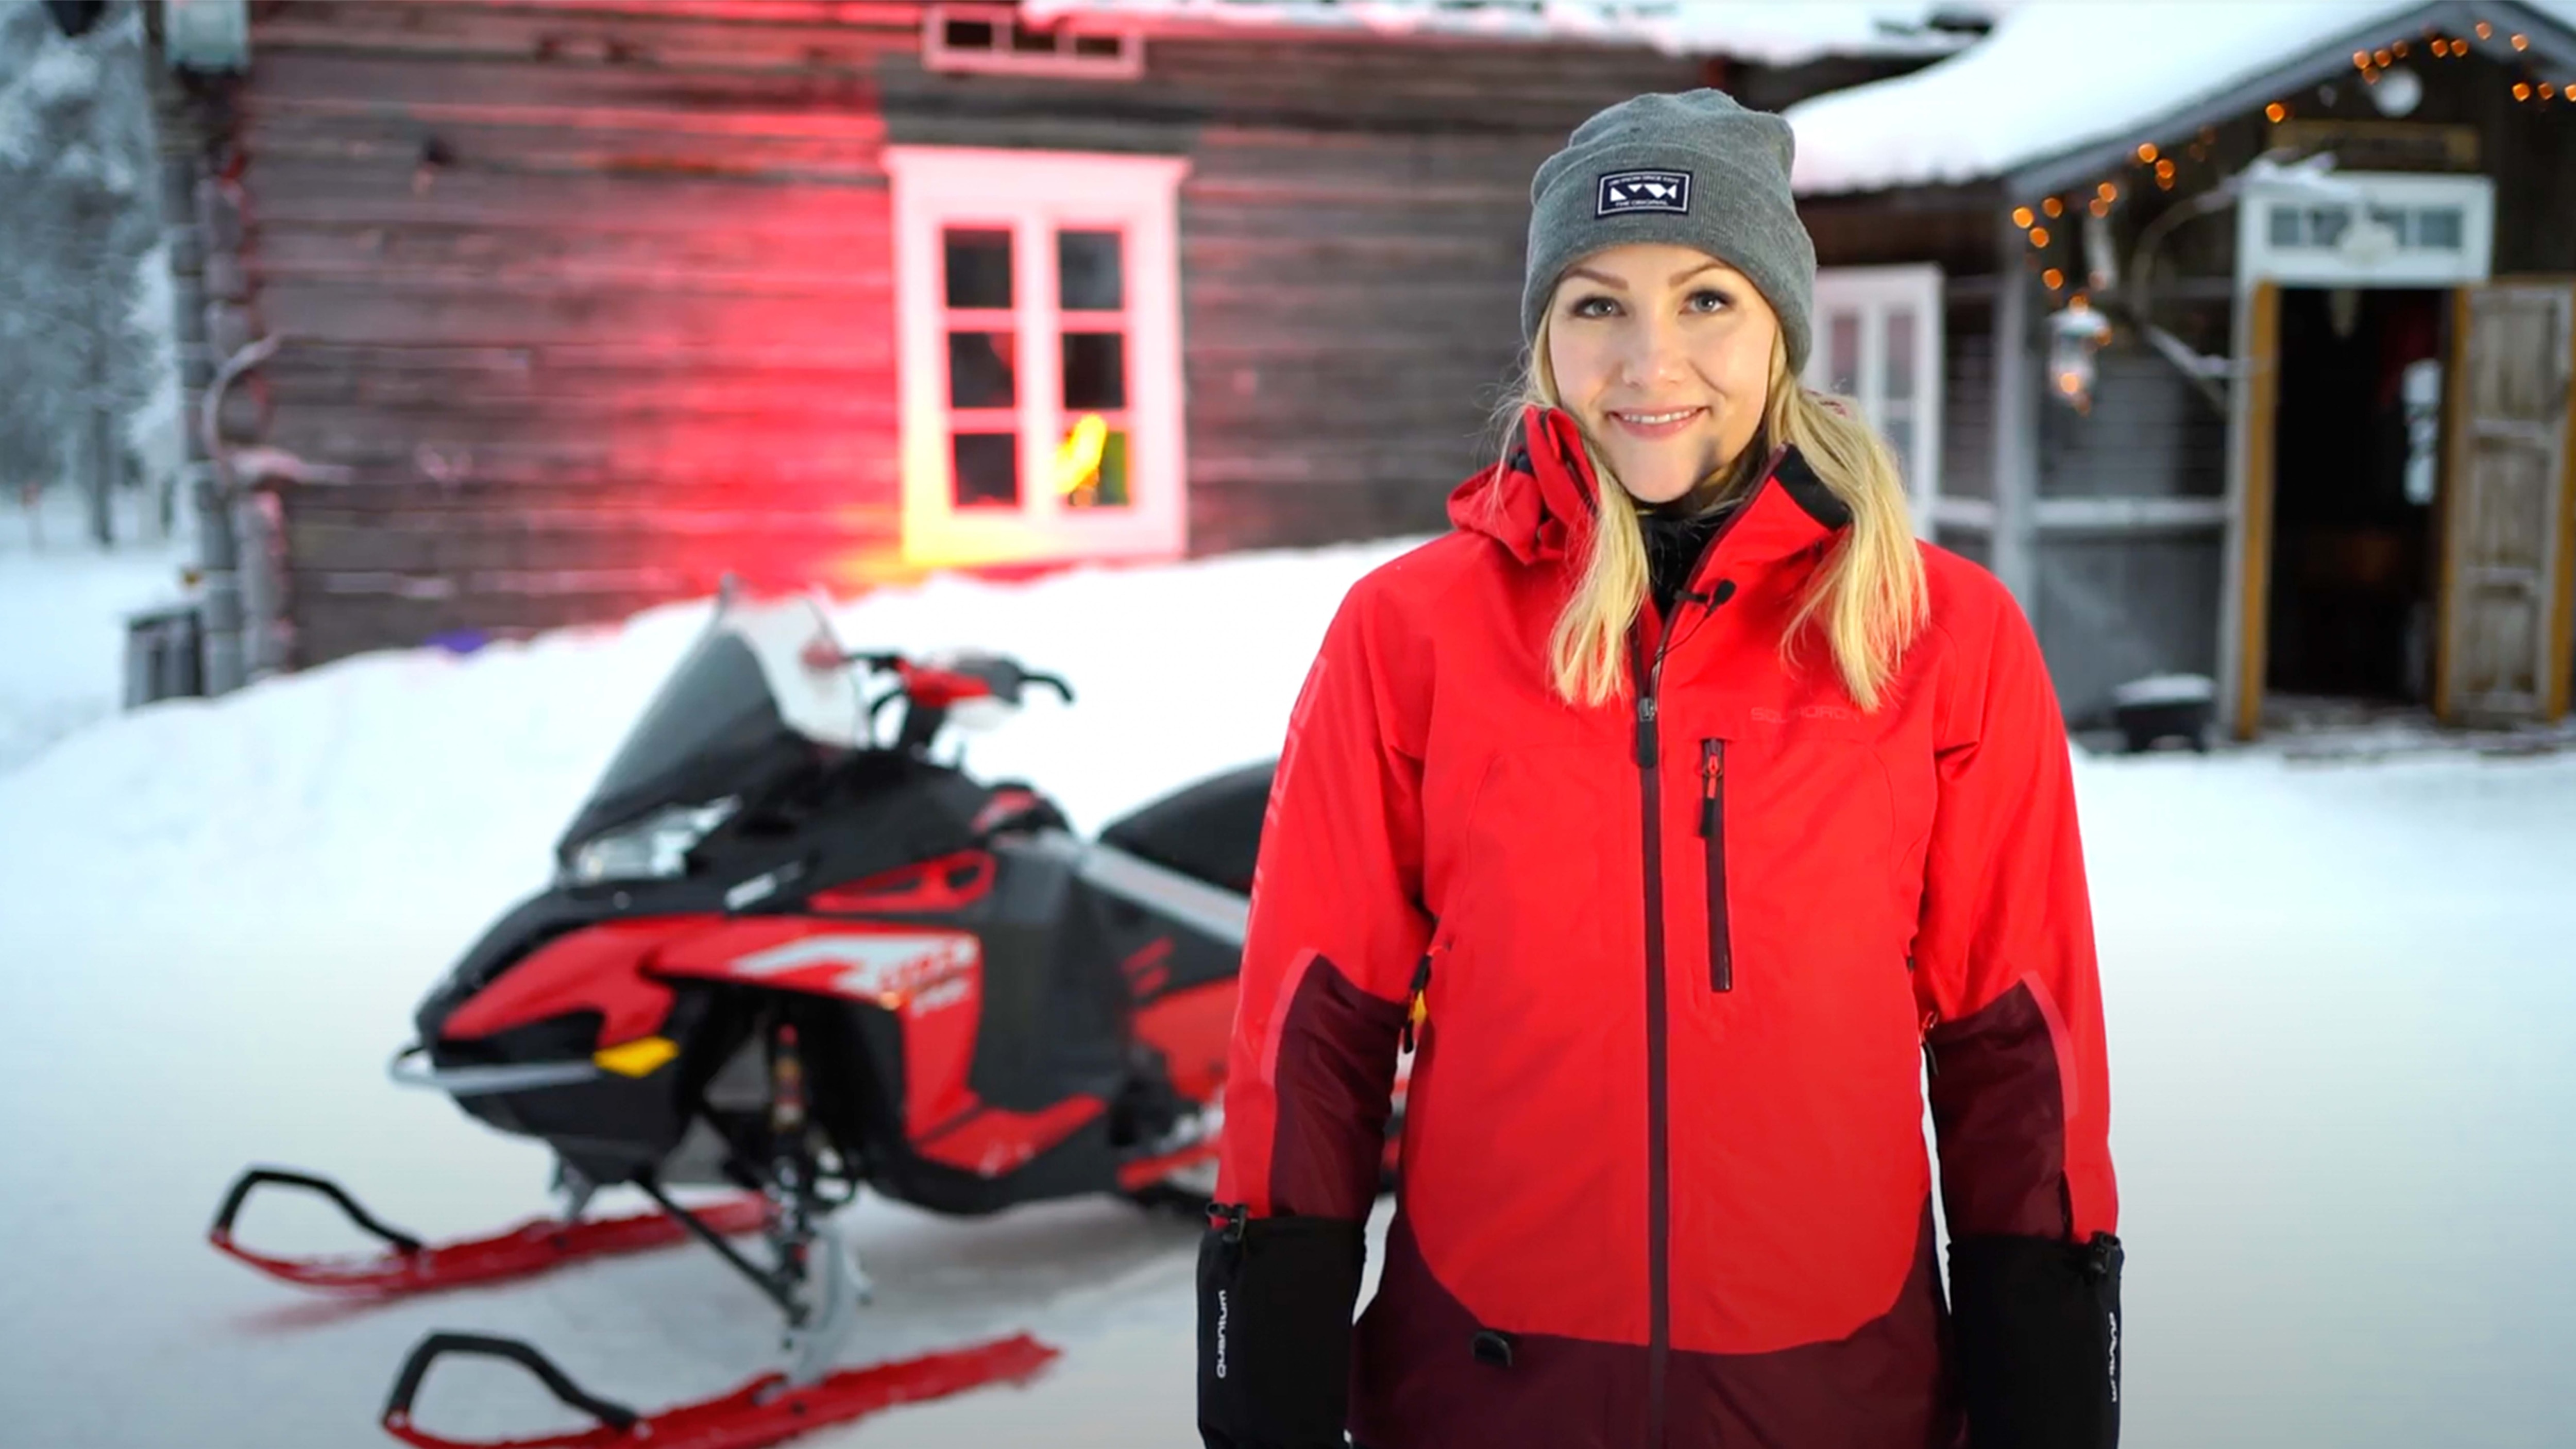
[[1615, 314, 1687, 388]]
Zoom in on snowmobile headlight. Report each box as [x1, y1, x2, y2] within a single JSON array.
[[564, 797, 739, 885]]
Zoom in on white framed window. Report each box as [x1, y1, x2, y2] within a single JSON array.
[[923, 5, 1144, 81], [885, 146, 1190, 569], [1806, 264, 1945, 537], [2235, 172, 2494, 287]]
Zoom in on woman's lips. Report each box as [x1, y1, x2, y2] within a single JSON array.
[[1607, 406, 1706, 440]]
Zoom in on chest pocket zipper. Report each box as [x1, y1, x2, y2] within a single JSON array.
[[1699, 739, 1733, 993], [1399, 948, 1435, 1053]]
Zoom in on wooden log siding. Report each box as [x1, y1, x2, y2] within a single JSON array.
[[223, 0, 1723, 663]]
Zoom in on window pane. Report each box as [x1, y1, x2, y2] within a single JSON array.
[[2269, 206, 2302, 248], [948, 331, 1016, 410], [1827, 311, 1861, 398], [952, 433, 1019, 508], [1063, 332, 1127, 411], [942, 17, 995, 49], [1883, 416, 1914, 474], [1065, 429, 1130, 509], [2369, 204, 2410, 247], [1010, 20, 1057, 53], [1059, 230, 1124, 311], [2306, 207, 2349, 248], [944, 229, 1012, 310], [2417, 207, 2463, 250], [1884, 309, 1917, 402]]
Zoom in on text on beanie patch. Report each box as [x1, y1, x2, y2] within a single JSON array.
[[1596, 169, 1692, 217]]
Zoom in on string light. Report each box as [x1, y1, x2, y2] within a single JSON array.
[[2029, 226, 2053, 248], [2477, 20, 2493, 38], [2266, 101, 2289, 122], [2516, 81, 2534, 99], [2043, 267, 2065, 290], [2043, 196, 2064, 218], [2070, 293, 2092, 313], [2513, 33, 2529, 49], [2136, 142, 2158, 163], [2155, 158, 2177, 183], [2096, 181, 2118, 200], [2089, 196, 2111, 217], [2431, 37, 2450, 57], [2544, 82, 2560, 98], [2376, 47, 2393, 65], [2353, 48, 2372, 69], [2012, 205, 2035, 228]]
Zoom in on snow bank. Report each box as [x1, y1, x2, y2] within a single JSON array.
[[1788, 0, 2576, 194]]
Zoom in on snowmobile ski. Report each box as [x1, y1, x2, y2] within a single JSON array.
[[379, 1329, 1060, 1449], [209, 1167, 768, 1296]]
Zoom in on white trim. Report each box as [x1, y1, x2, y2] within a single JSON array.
[[1077, 842, 1249, 947], [2032, 496, 2230, 531], [886, 146, 1191, 569], [2234, 171, 2495, 289], [1806, 264, 1944, 539]]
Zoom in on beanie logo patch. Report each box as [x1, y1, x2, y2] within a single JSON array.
[[1597, 169, 1691, 217]]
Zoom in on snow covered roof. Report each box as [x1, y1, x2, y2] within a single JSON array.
[[1787, 0, 2576, 195], [1021, 1, 2010, 64]]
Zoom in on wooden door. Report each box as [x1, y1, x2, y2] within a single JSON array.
[[2436, 282, 2576, 725]]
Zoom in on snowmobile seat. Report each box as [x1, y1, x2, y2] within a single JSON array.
[[1097, 761, 1275, 898]]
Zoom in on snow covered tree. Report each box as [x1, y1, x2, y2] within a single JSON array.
[[0, 0, 180, 548]]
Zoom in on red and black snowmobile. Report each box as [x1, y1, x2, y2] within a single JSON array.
[[209, 591, 1400, 1449]]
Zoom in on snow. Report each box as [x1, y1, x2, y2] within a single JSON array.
[[1023, 0, 2004, 63], [5, 541, 2576, 1447], [1788, 0, 2576, 194], [0, 489, 191, 777], [2111, 672, 2216, 707]]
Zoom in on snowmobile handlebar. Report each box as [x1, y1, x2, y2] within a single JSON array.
[[211, 1167, 426, 1255], [382, 1332, 640, 1435], [837, 649, 1075, 708]]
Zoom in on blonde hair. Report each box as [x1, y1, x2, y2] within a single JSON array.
[[1505, 311, 1928, 712]]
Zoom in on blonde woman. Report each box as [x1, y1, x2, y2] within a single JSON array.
[[1198, 90, 2121, 1449]]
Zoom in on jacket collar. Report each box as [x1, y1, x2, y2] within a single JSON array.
[[1447, 405, 1850, 572]]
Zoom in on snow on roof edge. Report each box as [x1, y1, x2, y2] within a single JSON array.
[[1020, 2, 2006, 64], [1786, 0, 2576, 197]]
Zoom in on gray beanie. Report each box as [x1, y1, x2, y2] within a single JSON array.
[[1522, 89, 1817, 372]]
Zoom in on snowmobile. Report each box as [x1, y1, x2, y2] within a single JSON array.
[[208, 590, 1401, 1449]]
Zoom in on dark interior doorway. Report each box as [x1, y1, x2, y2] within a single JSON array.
[[2264, 285, 2449, 707]]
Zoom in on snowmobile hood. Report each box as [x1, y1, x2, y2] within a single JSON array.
[[1446, 404, 1853, 572]]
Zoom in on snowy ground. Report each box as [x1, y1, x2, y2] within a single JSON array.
[[3, 539, 2572, 1449], [0, 488, 191, 777]]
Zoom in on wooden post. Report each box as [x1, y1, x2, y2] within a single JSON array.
[[2216, 280, 2282, 742], [1990, 217, 2038, 606]]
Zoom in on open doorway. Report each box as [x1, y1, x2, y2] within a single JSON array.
[[2261, 286, 2449, 717]]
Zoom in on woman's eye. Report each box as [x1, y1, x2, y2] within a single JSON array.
[[1570, 295, 1621, 319], [1686, 289, 1731, 314]]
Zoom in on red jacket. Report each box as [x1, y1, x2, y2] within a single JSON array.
[[1213, 408, 2117, 1448]]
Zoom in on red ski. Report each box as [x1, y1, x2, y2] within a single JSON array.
[[380, 1331, 1059, 1449], [210, 1168, 768, 1296]]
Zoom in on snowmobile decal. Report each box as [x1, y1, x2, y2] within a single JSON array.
[[439, 916, 705, 1046]]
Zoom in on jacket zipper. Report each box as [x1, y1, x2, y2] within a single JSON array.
[[1631, 636, 1673, 1449], [1699, 740, 1733, 993], [1633, 461, 1759, 1449]]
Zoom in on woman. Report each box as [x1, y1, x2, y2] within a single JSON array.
[[1197, 90, 2120, 1449]]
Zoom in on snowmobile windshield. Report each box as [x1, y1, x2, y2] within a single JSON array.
[[557, 597, 867, 860]]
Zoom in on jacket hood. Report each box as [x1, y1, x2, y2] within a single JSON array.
[[1448, 404, 1855, 572]]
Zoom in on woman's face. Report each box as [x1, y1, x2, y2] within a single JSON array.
[[1544, 244, 1781, 507]]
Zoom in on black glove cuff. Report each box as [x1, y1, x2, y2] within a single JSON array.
[[1197, 1208, 1366, 1449], [1949, 1231, 2123, 1449]]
